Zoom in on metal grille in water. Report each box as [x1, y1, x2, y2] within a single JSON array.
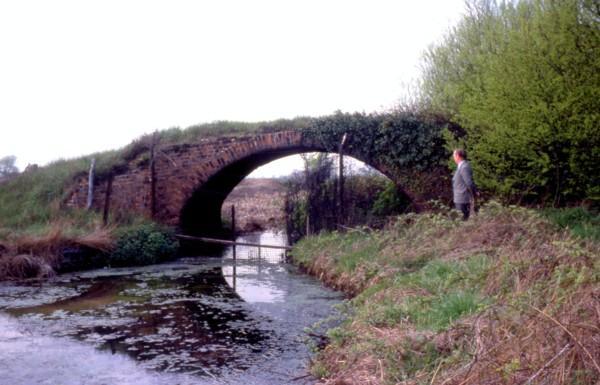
[[226, 232, 288, 264], [245, 247, 285, 263]]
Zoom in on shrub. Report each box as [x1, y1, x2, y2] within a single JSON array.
[[284, 155, 412, 244], [421, 0, 599, 205], [371, 181, 409, 217], [543, 206, 600, 241], [109, 224, 178, 267]]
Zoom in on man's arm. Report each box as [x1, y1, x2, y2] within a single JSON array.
[[459, 162, 478, 197]]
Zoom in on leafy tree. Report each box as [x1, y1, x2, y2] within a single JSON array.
[[0, 155, 18, 177], [283, 153, 410, 243], [420, 0, 600, 206], [284, 154, 336, 243]]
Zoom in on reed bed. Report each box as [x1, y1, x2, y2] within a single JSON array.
[[0, 222, 113, 280]]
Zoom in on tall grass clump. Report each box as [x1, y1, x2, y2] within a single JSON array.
[[0, 218, 181, 280], [292, 202, 599, 385]]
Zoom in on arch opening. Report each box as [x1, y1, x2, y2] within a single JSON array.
[[179, 148, 410, 238]]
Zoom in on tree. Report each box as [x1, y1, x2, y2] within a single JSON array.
[[284, 153, 336, 243], [420, 0, 600, 206], [0, 155, 18, 177]]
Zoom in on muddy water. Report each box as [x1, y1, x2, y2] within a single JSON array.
[[0, 232, 343, 385]]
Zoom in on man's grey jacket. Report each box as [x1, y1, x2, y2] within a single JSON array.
[[452, 160, 477, 204]]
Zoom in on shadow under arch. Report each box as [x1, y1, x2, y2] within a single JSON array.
[[179, 145, 410, 238]]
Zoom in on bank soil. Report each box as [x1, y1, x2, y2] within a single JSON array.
[[291, 202, 599, 385]]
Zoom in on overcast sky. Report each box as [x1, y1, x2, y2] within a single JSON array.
[[0, 0, 464, 175]]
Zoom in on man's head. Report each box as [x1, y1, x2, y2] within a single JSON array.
[[453, 149, 467, 165]]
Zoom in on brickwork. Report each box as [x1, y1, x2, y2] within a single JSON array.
[[66, 130, 448, 233], [67, 131, 310, 226]]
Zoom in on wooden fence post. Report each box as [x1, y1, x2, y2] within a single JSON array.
[[231, 205, 237, 290], [149, 132, 157, 218], [102, 173, 113, 225], [338, 133, 347, 225], [231, 205, 236, 261], [86, 158, 96, 210]]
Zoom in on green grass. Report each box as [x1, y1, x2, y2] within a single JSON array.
[[394, 255, 491, 293], [397, 342, 441, 378], [542, 207, 600, 241], [0, 149, 130, 232], [404, 290, 484, 331], [294, 229, 391, 277], [154, 117, 313, 144], [357, 255, 491, 331], [294, 203, 599, 385]]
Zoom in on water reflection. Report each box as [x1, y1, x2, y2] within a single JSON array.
[[0, 231, 343, 385], [223, 231, 288, 303]]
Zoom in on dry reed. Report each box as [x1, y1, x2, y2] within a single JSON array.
[[0, 222, 114, 280]]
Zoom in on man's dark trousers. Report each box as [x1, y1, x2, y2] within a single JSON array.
[[455, 203, 470, 220]]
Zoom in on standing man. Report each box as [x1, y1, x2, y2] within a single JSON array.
[[452, 149, 478, 220]]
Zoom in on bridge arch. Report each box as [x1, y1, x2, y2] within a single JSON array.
[[66, 115, 451, 232], [179, 140, 399, 236]]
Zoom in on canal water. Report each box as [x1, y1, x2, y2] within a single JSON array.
[[0, 231, 343, 385]]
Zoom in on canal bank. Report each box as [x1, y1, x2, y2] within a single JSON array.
[[0, 231, 344, 385], [290, 203, 599, 385]]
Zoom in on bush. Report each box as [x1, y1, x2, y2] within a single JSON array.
[[109, 224, 179, 267], [543, 206, 600, 241], [421, 0, 600, 205], [284, 154, 411, 244], [371, 181, 409, 217]]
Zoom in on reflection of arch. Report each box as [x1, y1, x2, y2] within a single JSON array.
[[179, 145, 400, 236]]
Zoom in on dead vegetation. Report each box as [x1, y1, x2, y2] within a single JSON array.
[[222, 178, 286, 232], [292, 202, 599, 385], [0, 222, 113, 280]]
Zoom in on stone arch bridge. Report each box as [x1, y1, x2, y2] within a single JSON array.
[[67, 128, 450, 237]]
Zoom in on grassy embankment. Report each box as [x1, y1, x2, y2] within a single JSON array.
[[292, 202, 599, 385], [0, 119, 305, 279]]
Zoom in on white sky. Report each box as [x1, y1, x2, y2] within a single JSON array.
[[0, 0, 464, 175]]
